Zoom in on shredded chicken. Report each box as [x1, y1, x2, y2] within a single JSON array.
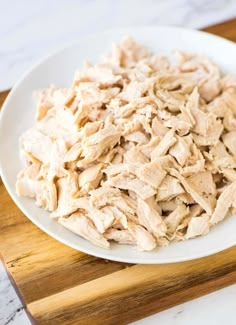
[[17, 37, 236, 251]]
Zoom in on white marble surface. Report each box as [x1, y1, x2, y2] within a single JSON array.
[[1, 0, 236, 90], [0, 261, 31, 325], [0, 1, 236, 324]]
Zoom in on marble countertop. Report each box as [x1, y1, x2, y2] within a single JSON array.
[[1, 0, 236, 91], [0, 1, 236, 324]]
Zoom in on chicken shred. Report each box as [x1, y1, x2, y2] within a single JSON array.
[[17, 37, 236, 251]]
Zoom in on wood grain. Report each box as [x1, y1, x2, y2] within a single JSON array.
[[28, 250, 236, 325], [0, 90, 10, 108], [1, 19, 236, 325]]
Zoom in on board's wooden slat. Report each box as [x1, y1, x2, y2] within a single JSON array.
[[0, 90, 10, 108], [203, 18, 236, 42], [28, 248, 236, 325], [1, 18, 236, 325]]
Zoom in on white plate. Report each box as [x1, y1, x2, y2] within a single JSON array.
[[0, 26, 236, 264]]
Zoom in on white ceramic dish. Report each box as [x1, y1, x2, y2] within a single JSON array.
[[0, 26, 236, 264]]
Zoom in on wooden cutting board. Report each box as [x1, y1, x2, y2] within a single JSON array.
[[1, 19, 236, 325]]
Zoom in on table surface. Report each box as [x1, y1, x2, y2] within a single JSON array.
[[1, 15, 236, 325]]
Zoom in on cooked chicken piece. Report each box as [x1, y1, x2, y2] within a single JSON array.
[[187, 171, 216, 195], [208, 89, 236, 117], [78, 125, 121, 165], [128, 60, 153, 82], [182, 143, 205, 173], [54, 189, 114, 233], [188, 204, 203, 219], [169, 135, 191, 166], [192, 118, 223, 146], [210, 181, 236, 224], [72, 102, 88, 127], [185, 214, 210, 239], [114, 200, 136, 221], [16, 178, 38, 198], [222, 131, 236, 156], [124, 131, 149, 144], [49, 104, 79, 133], [83, 63, 121, 86], [36, 163, 49, 180], [180, 104, 195, 127], [181, 158, 205, 176], [50, 173, 81, 217], [164, 116, 191, 136], [153, 155, 180, 170], [158, 110, 192, 136], [124, 146, 150, 164], [156, 175, 184, 201], [119, 81, 150, 102], [79, 163, 103, 192], [17, 163, 41, 180], [155, 89, 187, 113], [205, 194, 217, 211], [148, 54, 171, 72], [176, 52, 221, 101], [103, 163, 140, 178], [84, 124, 120, 147], [16, 178, 57, 211], [106, 172, 156, 200], [151, 129, 176, 160], [220, 75, 236, 90], [186, 88, 218, 137], [34, 85, 57, 121], [85, 205, 114, 233], [128, 223, 157, 251], [20, 128, 53, 164], [136, 161, 166, 189], [101, 205, 128, 229], [155, 73, 196, 92], [111, 152, 123, 164], [108, 36, 150, 68], [47, 139, 68, 180], [82, 121, 103, 137], [209, 141, 236, 169], [137, 198, 166, 238], [121, 119, 142, 136], [171, 169, 213, 215], [35, 181, 57, 211], [90, 187, 136, 219], [199, 77, 221, 103], [223, 112, 236, 132], [59, 213, 109, 248], [151, 117, 169, 137], [140, 137, 160, 158], [104, 228, 135, 244], [53, 88, 75, 107], [109, 97, 150, 118], [176, 193, 195, 205], [98, 147, 119, 164], [220, 168, 236, 182], [77, 82, 120, 107], [37, 115, 81, 147], [145, 196, 162, 215], [159, 200, 179, 212], [164, 204, 189, 234], [89, 187, 121, 207]]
